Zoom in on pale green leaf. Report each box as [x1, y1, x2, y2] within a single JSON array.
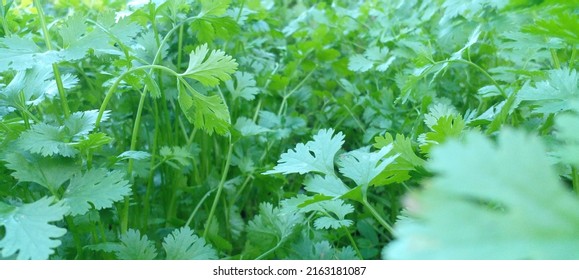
[[225, 72, 259, 101], [162, 227, 217, 260], [338, 145, 398, 187], [0, 198, 68, 260], [264, 128, 344, 176], [386, 129, 579, 259], [115, 229, 158, 260], [62, 169, 131, 216], [303, 175, 349, 198], [234, 117, 270, 136], [3, 153, 79, 192]]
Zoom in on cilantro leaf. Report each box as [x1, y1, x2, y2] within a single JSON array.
[[307, 200, 355, 230], [17, 123, 77, 157], [178, 84, 231, 135], [0, 198, 68, 260], [373, 133, 426, 185], [200, 0, 230, 16], [0, 36, 60, 72], [385, 129, 579, 259], [303, 175, 349, 198], [3, 153, 79, 192], [62, 169, 131, 216], [264, 128, 344, 176], [337, 145, 398, 187], [234, 117, 270, 136], [115, 229, 158, 260], [225, 72, 259, 101], [246, 203, 303, 255], [181, 44, 238, 87], [162, 227, 217, 260], [418, 115, 466, 154], [518, 68, 578, 115]]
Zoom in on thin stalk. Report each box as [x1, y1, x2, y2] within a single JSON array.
[[203, 139, 234, 239], [119, 89, 148, 233], [277, 67, 317, 116], [550, 49, 561, 69], [33, 0, 70, 118], [570, 48, 577, 69], [64, 216, 83, 259], [185, 189, 215, 228], [362, 190, 394, 236], [343, 226, 363, 259]]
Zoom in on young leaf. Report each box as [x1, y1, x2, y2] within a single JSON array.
[[0, 198, 68, 260], [373, 133, 426, 185], [181, 44, 238, 87], [418, 115, 465, 154], [385, 129, 579, 259], [246, 203, 303, 253], [0, 36, 60, 72], [115, 229, 158, 260], [62, 169, 131, 216], [162, 227, 217, 260], [178, 85, 231, 135], [264, 128, 344, 176]]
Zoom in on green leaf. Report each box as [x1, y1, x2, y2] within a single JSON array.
[[0, 198, 68, 260], [17, 123, 77, 157], [225, 72, 259, 101], [3, 153, 79, 192], [0, 36, 60, 72], [160, 145, 195, 168], [385, 129, 579, 259], [554, 102, 579, 167], [337, 145, 398, 187], [264, 128, 344, 176], [234, 117, 270, 136], [246, 203, 302, 253], [64, 110, 107, 138], [518, 68, 578, 115], [62, 169, 131, 216], [307, 200, 355, 230], [418, 115, 466, 154], [303, 175, 349, 198], [348, 54, 373, 72], [181, 44, 238, 87], [200, 0, 231, 16], [178, 83, 231, 135], [162, 227, 217, 260], [115, 229, 158, 260], [373, 133, 426, 185]]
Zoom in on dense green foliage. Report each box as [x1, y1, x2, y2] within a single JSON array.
[[0, 0, 577, 259]]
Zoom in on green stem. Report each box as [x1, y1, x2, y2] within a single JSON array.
[[95, 65, 179, 129], [119, 89, 148, 233], [570, 47, 577, 69], [362, 194, 394, 236], [343, 226, 363, 259], [64, 216, 83, 259], [277, 67, 316, 116], [185, 188, 215, 228], [203, 139, 234, 239], [33, 0, 70, 118], [550, 49, 561, 69]]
